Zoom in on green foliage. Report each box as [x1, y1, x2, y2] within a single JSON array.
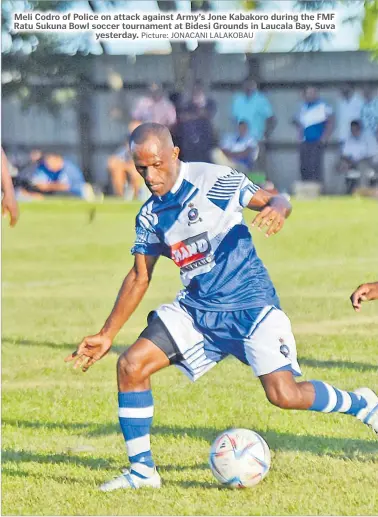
[[359, 0, 378, 58], [1, 0, 95, 111]]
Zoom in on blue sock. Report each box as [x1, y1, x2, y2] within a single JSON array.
[[118, 390, 155, 479], [309, 381, 367, 416]]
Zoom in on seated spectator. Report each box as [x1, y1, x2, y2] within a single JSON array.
[[212, 120, 258, 173], [107, 121, 143, 199], [172, 105, 216, 163], [336, 84, 363, 144], [337, 120, 378, 194], [21, 153, 93, 199], [132, 82, 176, 128], [232, 77, 276, 143]]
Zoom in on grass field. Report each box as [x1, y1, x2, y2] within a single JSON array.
[[2, 197, 378, 516]]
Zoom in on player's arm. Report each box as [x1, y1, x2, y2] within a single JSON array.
[[224, 147, 253, 161], [350, 281, 378, 311], [65, 253, 159, 372], [100, 253, 159, 340], [321, 113, 335, 144], [1, 148, 19, 227], [247, 189, 292, 238]]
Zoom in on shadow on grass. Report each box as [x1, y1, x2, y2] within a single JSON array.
[[1, 336, 130, 355], [3, 337, 377, 373], [3, 420, 377, 463], [1, 467, 84, 485], [299, 357, 378, 372], [1, 449, 113, 470], [168, 479, 223, 489], [2, 336, 75, 350]]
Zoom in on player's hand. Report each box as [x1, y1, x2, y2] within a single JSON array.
[[65, 333, 113, 372], [251, 205, 286, 237], [350, 282, 378, 312], [2, 193, 19, 227]]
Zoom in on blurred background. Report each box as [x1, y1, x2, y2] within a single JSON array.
[[2, 0, 378, 199]]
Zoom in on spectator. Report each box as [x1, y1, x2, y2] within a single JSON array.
[[172, 105, 216, 163], [26, 153, 93, 199], [183, 80, 216, 120], [132, 82, 176, 128], [107, 121, 142, 199], [212, 120, 258, 173], [336, 84, 363, 144], [231, 77, 276, 143], [292, 86, 334, 185], [361, 85, 378, 139], [337, 120, 378, 194]]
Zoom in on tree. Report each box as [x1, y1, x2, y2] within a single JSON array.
[[359, 0, 378, 58], [292, 0, 376, 53], [1, 0, 108, 110]]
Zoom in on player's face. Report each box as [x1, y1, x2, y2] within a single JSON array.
[[132, 138, 180, 197]]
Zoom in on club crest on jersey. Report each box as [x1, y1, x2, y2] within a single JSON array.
[[171, 232, 211, 269], [187, 203, 202, 226]]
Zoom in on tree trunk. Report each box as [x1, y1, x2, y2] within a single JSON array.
[[77, 73, 93, 182]]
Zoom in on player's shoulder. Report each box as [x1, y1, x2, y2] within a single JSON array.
[[186, 162, 249, 200], [186, 161, 237, 182], [135, 197, 158, 231]]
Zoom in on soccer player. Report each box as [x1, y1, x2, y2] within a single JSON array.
[[1, 148, 19, 227], [66, 123, 378, 491], [351, 282, 378, 311]]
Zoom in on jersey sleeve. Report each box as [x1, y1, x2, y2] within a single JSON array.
[[238, 173, 261, 209], [206, 166, 260, 212], [131, 214, 165, 257]]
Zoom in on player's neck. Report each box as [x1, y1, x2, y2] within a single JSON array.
[[170, 160, 184, 194]]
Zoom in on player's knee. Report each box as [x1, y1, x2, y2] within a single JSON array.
[[264, 383, 299, 409], [117, 353, 144, 383]]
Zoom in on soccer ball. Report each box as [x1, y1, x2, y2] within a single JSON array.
[[209, 428, 271, 488]]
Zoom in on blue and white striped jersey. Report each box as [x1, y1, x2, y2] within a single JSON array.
[[131, 161, 279, 311]]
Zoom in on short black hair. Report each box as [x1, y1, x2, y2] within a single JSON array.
[[129, 122, 173, 147], [351, 119, 362, 128]]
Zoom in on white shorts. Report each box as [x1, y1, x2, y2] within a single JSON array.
[[151, 300, 302, 382]]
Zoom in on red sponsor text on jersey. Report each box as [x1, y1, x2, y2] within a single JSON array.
[[170, 232, 210, 268]]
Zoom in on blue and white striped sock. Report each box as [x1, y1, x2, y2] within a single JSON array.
[[118, 390, 155, 479], [309, 380, 368, 416]]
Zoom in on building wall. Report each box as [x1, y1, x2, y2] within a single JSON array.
[[2, 51, 378, 193]]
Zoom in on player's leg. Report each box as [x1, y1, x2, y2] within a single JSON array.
[[100, 301, 214, 491], [260, 370, 378, 433], [124, 161, 142, 200], [100, 337, 169, 492], [108, 157, 127, 197], [245, 307, 378, 433]]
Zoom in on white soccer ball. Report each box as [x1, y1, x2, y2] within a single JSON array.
[[209, 428, 271, 488]]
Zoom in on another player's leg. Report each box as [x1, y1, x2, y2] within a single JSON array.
[[100, 338, 170, 492], [259, 370, 378, 433]]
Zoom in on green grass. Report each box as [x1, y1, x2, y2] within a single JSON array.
[[2, 197, 378, 516]]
